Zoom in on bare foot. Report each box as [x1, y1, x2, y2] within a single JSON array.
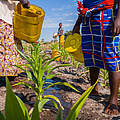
[[104, 103, 118, 115]]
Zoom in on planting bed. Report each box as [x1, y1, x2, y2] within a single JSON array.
[[0, 62, 120, 120]]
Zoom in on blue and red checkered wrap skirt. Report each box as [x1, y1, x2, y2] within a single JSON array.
[[81, 7, 120, 72]]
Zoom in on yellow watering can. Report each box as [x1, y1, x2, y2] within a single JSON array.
[[14, 3, 45, 43], [64, 33, 84, 63]]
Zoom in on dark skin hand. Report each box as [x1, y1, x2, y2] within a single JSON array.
[[19, 0, 30, 8], [112, 0, 120, 35]]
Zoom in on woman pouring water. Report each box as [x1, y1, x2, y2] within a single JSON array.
[[0, 0, 29, 79]]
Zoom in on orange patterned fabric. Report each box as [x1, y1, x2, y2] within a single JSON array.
[[0, 20, 26, 76]]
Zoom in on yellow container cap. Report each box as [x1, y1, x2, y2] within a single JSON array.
[[64, 33, 81, 52], [64, 33, 84, 63]]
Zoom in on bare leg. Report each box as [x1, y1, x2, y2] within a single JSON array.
[[105, 72, 120, 115], [89, 67, 100, 95]]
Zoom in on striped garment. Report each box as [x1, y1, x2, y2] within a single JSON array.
[[83, 0, 105, 9], [83, 0, 115, 9], [80, 0, 120, 71], [77, 0, 114, 16]]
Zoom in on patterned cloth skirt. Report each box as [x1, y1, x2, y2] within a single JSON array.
[[0, 20, 26, 76], [81, 8, 120, 72]]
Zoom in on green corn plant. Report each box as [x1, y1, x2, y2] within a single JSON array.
[[50, 42, 59, 51], [99, 69, 109, 88], [59, 47, 70, 63], [76, 62, 89, 78], [69, 54, 74, 63], [50, 43, 74, 64], [57, 80, 98, 120], [73, 61, 81, 69], [0, 77, 40, 120], [14, 43, 80, 113]]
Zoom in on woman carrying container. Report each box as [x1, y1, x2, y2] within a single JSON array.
[[58, 23, 64, 48], [0, 0, 29, 79], [73, 0, 120, 115]]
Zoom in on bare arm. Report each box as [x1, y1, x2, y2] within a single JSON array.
[[10, 0, 30, 8], [72, 15, 82, 34], [112, 0, 120, 35], [19, 0, 30, 8]]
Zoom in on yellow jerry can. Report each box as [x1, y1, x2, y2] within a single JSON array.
[[14, 3, 45, 43], [64, 33, 84, 63], [51, 50, 61, 62]]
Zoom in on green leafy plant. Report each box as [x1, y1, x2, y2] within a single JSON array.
[[74, 61, 80, 69], [50, 42, 74, 64], [0, 77, 40, 120], [14, 43, 79, 113], [57, 80, 98, 120], [0, 77, 98, 120], [59, 47, 70, 63], [99, 69, 109, 88], [75, 62, 89, 78]]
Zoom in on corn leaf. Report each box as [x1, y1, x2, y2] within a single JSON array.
[[47, 64, 71, 75], [99, 74, 104, 78], [16, 48, 36, 71], [38, 55, 43, 83], [79, 70, 89, 77], [13, 82, 38, 95], [42, 57, 50, 64], [66, 80, 98, 120], [44, 95, 64, 110], [38, 99, 50, 112], [13, 65, 26, 72], [50, 100, 59, 110], [0, 111, 5, 120], [31, 100, 40, 120], [16, 48, 32, 63], [16, 96, 30, 120], [25, 72, 37, 86], [26, 70, 33, 80], [45, 74, 57, 80], [44, 82, 53, 85], [43, 82, 79, 93], [43, 55, 61, 70], [5, 77, 30, 120], [56, 108, 63, 120], [42, 65, 53, 76], [22, 64, 33, 71], [100, 82, 105, 87]]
